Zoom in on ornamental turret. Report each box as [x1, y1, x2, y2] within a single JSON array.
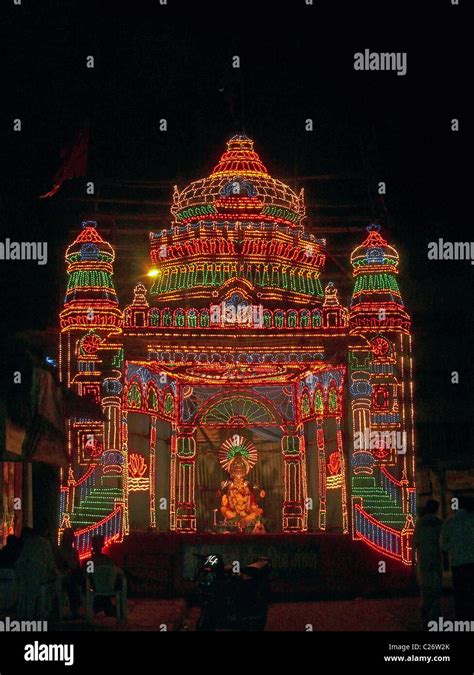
[[60, 220, 122, 335], [349, 224, 410, 334]]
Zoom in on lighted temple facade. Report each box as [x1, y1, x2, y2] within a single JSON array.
[[58, 135, 416, 563]]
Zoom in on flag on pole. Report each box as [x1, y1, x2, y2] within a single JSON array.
[[40, 121, 90, 199]]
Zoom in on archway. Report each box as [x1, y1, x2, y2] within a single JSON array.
[[194, 391, 285, 532]]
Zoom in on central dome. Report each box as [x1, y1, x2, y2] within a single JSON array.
[[172, 135, 306, 228]]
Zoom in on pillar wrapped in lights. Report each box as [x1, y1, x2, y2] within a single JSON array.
[[281, 426, 308, 531], [101, 377, 123, 483], [174, 425, 197, 532]]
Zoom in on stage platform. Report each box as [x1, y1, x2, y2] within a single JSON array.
[[108, 532, 416, 599]]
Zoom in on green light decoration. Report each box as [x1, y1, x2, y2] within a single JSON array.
[[112, 348, 124, 369], [315, 390, 324, 415], [175, 309, 185, 327], [301, 392, 310, 418], [275, 310, 284, 328], [176, 204, 218, 222], [288, 310, 297, 328], [67, 270, 115, 290], [353, 273, 401, 295], [188, 308, 198, 327], [227, 445, 249, 459], [219, 435, 257, 471], [149, 309, 160, 326], [328, 388, 338, 413], [147, 388, 159, 412], [312, 310, 322, 327], [199, 309, 209, 327], [164, 392, 175, 416], [149, 261, 323, 297], [300, 310, 310, 327], [261, 204, 299, 223], [283, 437, 299, 454], [127, 382, 142, 409], [178, 437, 194, 457], [201, 396, 275, 425]]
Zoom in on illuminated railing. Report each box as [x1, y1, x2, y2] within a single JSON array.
[[408, 487, 416, 516], [353, 503, 413, 565], [75, 467, 97, 502], [58, 487, 68, 528], [354, 504, 401, 558], [380, 466, 402, 505], [74, 504, 123, 560]]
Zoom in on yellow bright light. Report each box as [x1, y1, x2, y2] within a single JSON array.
[[147, 268, 160, 278]]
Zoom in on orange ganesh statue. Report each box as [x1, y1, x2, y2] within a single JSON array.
[[219, 435, 265, 532]]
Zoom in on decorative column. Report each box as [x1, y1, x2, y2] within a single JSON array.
[[121, 410, 130, 535], [316, 417, 326, 530], [335, 417, 349, 534], [174, 425, 197, 532], [349, 356, 374, 539], [169, 425, 177, 531], [400, 459, 410, 515], [149, 415, 157, 529], [281, 424, 308, 532], [349, 365, 374, 477], [401, 513, 415, 564], [101, 377, 123, 486]]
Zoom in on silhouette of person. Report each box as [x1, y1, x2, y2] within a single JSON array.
[[440, 495, 474, 620], [413, 499, 443, 626], [0, 534, 21, 568], [56, 528, 83, 619]]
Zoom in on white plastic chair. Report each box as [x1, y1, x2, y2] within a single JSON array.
[[85, 565, 127, 623]]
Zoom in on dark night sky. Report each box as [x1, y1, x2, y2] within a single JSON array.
[[1, 0, 471, 468]]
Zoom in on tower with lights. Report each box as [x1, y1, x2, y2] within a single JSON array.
[[58, 136, 415, 563]]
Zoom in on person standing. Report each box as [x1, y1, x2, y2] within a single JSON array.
[[56, 528, 83, 619], [413, 499, 443, 627], [440, 495, 474, 621]]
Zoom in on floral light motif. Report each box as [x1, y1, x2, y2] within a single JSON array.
[[129, 453, 147, 478], [327, 451, 341, 476]]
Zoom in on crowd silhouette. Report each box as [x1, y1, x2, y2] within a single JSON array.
[[0, 526, 126, 622]]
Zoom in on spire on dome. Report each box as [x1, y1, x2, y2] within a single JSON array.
[[359, 223, 389, 250], [211, 135, 269, 178]]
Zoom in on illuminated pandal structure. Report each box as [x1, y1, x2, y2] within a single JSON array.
[[57, 135, 415, 563]]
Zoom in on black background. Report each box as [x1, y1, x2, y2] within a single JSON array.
[[1, 0, 470, 469]]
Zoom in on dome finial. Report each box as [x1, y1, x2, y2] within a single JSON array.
[[367, 223, 381, 233], [212, 135, 268, 177]]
